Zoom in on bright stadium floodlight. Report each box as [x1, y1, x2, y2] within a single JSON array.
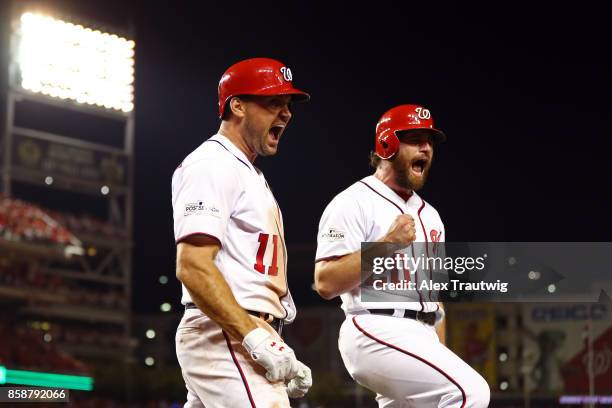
[[15, 12, 135, 113]]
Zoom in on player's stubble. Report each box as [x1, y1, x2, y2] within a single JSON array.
[[242, 95, 291, 158], [244, 115, 279, 157]]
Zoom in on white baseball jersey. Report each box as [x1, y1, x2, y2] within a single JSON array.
[[316, 174, 445, 315], [318, 176, 490, 407], [172, 133, 296, 322]]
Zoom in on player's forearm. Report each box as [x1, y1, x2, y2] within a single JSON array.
[[315, 238, 402, 300], [181, 267, 256, 340], [315, 250, 363, 299], [315, 241, 396, 299], [176, 246, 256, 340]]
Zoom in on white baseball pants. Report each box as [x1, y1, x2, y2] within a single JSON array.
[[339, 313, 490, 408], [176, 309, 291, 408]]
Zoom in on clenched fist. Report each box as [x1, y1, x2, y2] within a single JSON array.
[[382, 214, 416, 244]]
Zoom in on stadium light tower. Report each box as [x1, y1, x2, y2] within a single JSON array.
[[3, 7, 136, 198], [1, 3, 137, 386]]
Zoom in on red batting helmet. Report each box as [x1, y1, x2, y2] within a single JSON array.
[[218, 58, 310, 119], [375, 104, 446, 159]]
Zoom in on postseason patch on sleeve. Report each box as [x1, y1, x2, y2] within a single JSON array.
[[320, 227, 346, 242], [184, 201, 221, 218]]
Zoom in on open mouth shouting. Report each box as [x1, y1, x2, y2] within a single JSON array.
[[268, 123, 286, 143], [410, 157, 429, 177]]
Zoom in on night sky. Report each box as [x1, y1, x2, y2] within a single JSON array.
[[4, 1, 611, 312]]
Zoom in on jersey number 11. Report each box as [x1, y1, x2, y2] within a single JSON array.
[[254, 233, 279, 276]]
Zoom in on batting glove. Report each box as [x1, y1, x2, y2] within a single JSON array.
[[243, 328, 299, 382], [286, 361, 312, 398]]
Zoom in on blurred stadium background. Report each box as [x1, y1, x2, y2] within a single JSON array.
[[0, 1, 610, 407]]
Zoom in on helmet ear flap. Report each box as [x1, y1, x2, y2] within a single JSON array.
[[375, 130, 400, 160]]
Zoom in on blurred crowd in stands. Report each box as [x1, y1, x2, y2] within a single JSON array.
[[0, 261, 128, 309], [51, 324, 129, 349], [48, 210, 128, 240], [65, 288, 129, 309], [0, 260, 62, 289], [0, 258, 128, 309], [0, 317, 89, 375], [0, 194, 127, 246], [0, 194, 78, 246]]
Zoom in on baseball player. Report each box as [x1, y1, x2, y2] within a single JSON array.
[[314, 105, 490, 407], [173, 58, 312, 408]]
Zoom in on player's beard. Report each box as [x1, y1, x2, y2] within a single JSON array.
[[244, 115, 277, 157], [392, 155, 430, 191]]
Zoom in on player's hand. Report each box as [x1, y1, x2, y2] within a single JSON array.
[[286, 361, 312, 398], [242, 328, 299, 382], [382, 214, 416, 243]]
